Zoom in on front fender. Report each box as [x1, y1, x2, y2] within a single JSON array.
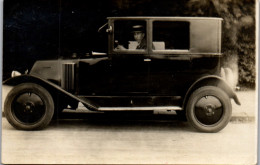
[[3, 75, 99, 110], [3, 74, 44, 86], [183, 75, 241, 108]]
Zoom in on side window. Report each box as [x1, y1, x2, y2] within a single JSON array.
[[114, 20, 147, 51], [153, 21, 190, 50]]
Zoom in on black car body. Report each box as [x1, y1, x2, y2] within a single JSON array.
[[4, 17, 240, 132]]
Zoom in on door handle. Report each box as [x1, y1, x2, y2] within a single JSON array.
[[144, 58, 151, 62]]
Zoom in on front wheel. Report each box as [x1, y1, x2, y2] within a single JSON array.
[[186, 86, 232, 133], [4, 83, 54, 130]]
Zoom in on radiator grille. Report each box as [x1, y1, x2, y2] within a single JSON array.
[[61, 63, 75, 92]]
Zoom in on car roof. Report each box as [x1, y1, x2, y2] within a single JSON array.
[[107, 16, 223, 21]]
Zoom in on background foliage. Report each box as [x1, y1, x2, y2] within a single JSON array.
[[3, 0, 256, 88], [185, 0, 256, 88]]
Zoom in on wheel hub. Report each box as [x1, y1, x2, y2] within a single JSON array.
[[205, 104, 215, 116], [194, 95, 224, 125], [12, 92, 46, 124], [24, 102, 35, 113]]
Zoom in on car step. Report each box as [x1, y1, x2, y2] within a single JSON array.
[[75, 103, 182, 115], [97, 106, 182, 111]]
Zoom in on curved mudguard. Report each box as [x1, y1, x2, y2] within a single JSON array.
[[183, 75, 241, 107], [3, 74, 99, 111]]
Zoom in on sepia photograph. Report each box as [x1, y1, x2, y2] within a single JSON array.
[[1, 0, 258, 164]]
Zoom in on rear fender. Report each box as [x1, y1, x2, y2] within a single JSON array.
[[183, 75, 241, 109], [3, 75, 99, 111]]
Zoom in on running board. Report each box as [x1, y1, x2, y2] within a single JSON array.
[[98, 106, 182, 111]]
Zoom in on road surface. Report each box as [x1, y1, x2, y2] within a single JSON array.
[[1, 114, 257, 164]]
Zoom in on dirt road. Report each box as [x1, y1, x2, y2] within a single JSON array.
[[1, 116, 257, 164]]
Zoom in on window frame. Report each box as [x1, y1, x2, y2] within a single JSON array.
[[107, 17, 223, 56]]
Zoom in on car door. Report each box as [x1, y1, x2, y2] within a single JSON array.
[[109, 53, 149, 95], [109, 19, 149, 95], [148, 20, 192, 96]]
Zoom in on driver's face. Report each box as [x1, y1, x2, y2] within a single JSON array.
[[134, 32, 145, 43]]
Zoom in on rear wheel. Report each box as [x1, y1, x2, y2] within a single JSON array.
[[186, 86, 232, 133], [4, 83, 54, 130]]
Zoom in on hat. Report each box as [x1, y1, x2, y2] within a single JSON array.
[[132, 25, 145, 33]]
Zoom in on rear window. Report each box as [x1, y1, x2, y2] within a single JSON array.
[[152, 21, 190, 50]]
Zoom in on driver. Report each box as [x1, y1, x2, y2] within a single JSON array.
[[132, 25, 147, 49], [116, 25, 149, 50]]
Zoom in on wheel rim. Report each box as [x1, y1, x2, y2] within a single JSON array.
[[11, 92, 46, 125], [194, 95, 224, 125]]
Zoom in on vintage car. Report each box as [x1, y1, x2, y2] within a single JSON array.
[[3, 17, 240, 132]]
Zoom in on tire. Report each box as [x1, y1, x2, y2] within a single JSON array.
[[4, 83, 54, 130], [186, 86, 232, 133]]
